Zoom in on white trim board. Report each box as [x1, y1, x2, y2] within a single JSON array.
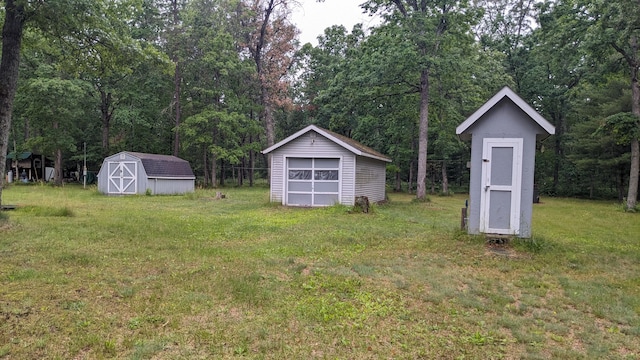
[[456, 86, 555, 139]]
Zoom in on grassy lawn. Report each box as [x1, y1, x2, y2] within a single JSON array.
[[1, 184, 638, 359]]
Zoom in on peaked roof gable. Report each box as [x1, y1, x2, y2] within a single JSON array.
[[262, 125, 392, 162], [456, 86, 555, 140], [118, 151, 195, 178]]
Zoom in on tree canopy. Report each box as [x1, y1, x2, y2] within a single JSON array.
[[1, 0, 639, 209]]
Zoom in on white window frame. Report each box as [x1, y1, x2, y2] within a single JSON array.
[[284, 157, 342, 206]]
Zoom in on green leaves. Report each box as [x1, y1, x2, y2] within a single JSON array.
[[599, 113, 640, 146], [20, 77, 93, 153]]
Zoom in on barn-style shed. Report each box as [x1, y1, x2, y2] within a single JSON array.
[[262, 125, 391, 206], [97, 151, 195, 195], [456, 86, 555, 238]]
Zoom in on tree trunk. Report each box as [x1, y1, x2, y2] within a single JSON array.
[[0, 0, 25, 206], [262, 87, 275, 183], [627, 50, 640, 210], [409, 160, 414, 194], [173, 62, 182, 156], [395, 171, 401, 192], [203, 148, 209, 187], [263, 91, 275, 149], [170, 0, 182, 157], [552, 113, 564, 195], [627, 137, 639, 209], [441, 160, 449, 194], [430, 164, 436, 194], [249, 135, 255, 187], [211, 153, 217, 188], [100, 88, 113, 156], [416, 68, 430, 200], [54, 147, 63, 186], [251, 0, 276, 181], [219, 159, 225, 186], [618, 165, 626, 201]]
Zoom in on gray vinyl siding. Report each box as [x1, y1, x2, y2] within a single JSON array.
[[466, 99, 542, 238], [355, 156, 387, 203], [137, 165, 149, 194], [341, 155, 356, 205], [269, 153, 285, 203], [269, 132, 357, 206], [147, 177, 194, 195]]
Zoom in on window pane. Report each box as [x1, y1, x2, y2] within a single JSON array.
[[288, 181, 312, 192], [289, 158, 312, 168], [314, 194, 339, 206], [491, 147, 513, 186], [315, 158, 339, 169], [289, 194, 312, 206], [314, 182, 339, 192], [314, 170, 338, 180], [489, 190, 511, 229], [289, 170, 312, 180]]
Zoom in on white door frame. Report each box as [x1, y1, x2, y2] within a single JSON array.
[[107, 161, 137, 194], [480, 138, 523, 235]]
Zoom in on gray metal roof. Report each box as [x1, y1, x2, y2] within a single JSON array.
[[127, 152, 195, 178]]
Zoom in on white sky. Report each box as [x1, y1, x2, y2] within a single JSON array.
[[292, 0, 380, 46]]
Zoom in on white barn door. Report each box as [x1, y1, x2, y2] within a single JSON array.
[[107, 161, 137, 194], [480, 138, 523, 235], [286, 158, 340, 206]]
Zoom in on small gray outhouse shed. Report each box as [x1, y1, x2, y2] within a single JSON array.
[[262, 125, 392, 206], [97, 151, 195, 195], [456, 87, 555, 238]]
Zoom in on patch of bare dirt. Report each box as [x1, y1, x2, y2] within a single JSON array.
[[484, 242, 523, 259]]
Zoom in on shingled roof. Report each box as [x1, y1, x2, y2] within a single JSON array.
[[127, 152, 195, 178], [262, 125, 392, 162]]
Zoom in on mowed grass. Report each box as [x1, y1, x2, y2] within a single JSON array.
[[0, 184, 638, 359]]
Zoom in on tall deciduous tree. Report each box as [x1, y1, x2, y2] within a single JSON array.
[[177, 0, 259, 187], [291, 24, 365, 133], [0, 0, 26, 206], [475, 0, 538, 92], [168, 0, 187, 156], [523, 0, 588, 195], [362, 0, 480, 199], [240, 0, 297, 151], [49, 0, 164, 157], [584, 0, 640, 209], [20, 76, 92, 185]]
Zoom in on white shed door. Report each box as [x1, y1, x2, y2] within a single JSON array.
[[286, 158, 340, 206], [480, 138, 523, 235], [107, 161, 137, 194]]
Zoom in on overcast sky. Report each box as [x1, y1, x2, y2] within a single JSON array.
[[292, 0, 380, 46]]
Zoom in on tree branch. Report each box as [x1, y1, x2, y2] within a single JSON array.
[[610, 41, 637, 68], [391, 0, 407, 17]]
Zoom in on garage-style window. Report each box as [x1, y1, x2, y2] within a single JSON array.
[[287, 158, 340, 206]]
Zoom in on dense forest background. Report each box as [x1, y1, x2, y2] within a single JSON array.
[[1, 0, 639, 208]]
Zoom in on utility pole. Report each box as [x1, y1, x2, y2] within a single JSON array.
[[83, 142, 87, 189]]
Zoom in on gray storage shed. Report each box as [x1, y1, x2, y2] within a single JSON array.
[[97, 151, 195, 195], [456, 87, 555, 238], [262, 125, 392, 206]]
